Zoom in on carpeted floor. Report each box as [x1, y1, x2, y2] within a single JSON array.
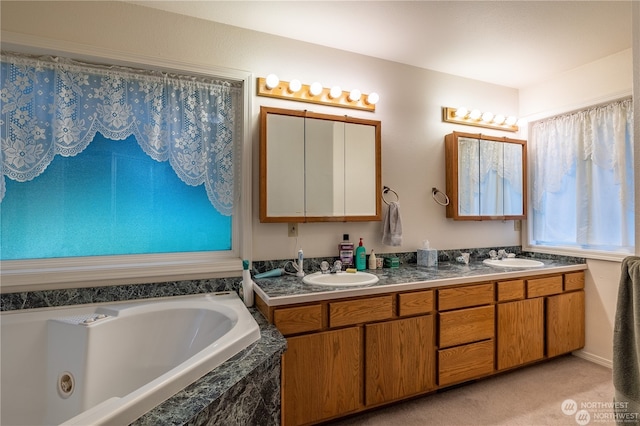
[[329, 355, 615, 426]]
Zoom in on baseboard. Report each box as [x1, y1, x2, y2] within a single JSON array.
[[572, 350, 612, 369]]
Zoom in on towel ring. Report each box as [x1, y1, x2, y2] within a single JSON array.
[[432, 187, 450, 206], [382, 186, 399, 205]]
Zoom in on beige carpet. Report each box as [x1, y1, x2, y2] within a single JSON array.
[[330, 355, 615, 426]]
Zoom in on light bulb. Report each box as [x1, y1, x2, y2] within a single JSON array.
[[309, 82, 323, 96], [481, 112, 494, 122], [454, 107, 468, 118], [469, 109, 482, 120], [329, 86, 342, 99], [288, 79, 301, 93], [366, 92, 379, 105], [505, 116, 517, 126], [265, 74, 279, 90], [493, 114, 506, 125], [348, 89, 361, 102]]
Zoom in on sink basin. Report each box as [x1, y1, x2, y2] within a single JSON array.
[[302, 271, 379, 287], [483, 258, 544, 268]]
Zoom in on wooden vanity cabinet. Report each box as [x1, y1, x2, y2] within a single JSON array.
[[259, 270, 586, 426], [282, 327, 362, 426], [365, 314, 435, 405], [437, 283, 495, 386]]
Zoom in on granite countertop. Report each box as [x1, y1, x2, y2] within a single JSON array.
[[253, 258, 587, 306]]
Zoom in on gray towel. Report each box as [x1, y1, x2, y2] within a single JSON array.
[[382, 201, 402, 246], [613, 256, 640, 423]]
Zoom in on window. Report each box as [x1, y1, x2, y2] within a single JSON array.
[[528, 98, 634, 257], [0, 51, 249, 289]]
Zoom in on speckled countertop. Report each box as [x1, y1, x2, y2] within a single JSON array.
[[254, 258, 587, 306]]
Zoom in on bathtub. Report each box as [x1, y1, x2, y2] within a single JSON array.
[[1, 291, 260, 426]]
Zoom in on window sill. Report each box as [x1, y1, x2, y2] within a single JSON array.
[[0, 252, 243, 293], [523, 244, 630, 263]]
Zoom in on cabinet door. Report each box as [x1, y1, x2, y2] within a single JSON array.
[[497, 298, 544, 370], [282, 327, 362, 426], [547, 291, 585, 357], [365, 315, 435, 406]]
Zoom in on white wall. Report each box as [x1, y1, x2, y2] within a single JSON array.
[[519, 43, 635, 367], [1, 0, 520, 263]]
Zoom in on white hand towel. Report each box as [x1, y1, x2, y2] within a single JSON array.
[[382, 201, 403, 246]]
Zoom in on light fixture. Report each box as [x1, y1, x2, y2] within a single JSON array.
[[348, 89, 361, 102], [288, 79, 301, 93], [309, 82, 323, 96], [366, 92, 379, 105], [265, 74, 280, 90], [442, 106, 520, 132], [257, 76, 378, 112]]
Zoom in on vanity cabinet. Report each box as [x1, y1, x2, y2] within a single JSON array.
[[282, 327, 362, 426], [445, 131, 527, 220], [437, 284, 495, 386], [256, 270, 585, 426], [365, 315, 435, 405], [496, 281, 545, 370]]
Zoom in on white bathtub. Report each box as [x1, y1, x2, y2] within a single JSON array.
[[1, 292, 260, 426]]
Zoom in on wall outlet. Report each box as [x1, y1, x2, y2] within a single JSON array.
[[514, 220, 521, 231], [288, 223, 298, 237]]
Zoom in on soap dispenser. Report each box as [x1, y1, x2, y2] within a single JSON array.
[[355, 238, 366, 271]]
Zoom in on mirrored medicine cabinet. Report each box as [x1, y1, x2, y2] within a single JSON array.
[[445, 131, 527, 221], [260, 106, 382, 223]]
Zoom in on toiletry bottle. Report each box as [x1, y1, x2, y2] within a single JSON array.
[[296, 249, 305, 277], [339, 234, 354, 267], [355, 238, 366, 271], [368, 249, 377, 270]]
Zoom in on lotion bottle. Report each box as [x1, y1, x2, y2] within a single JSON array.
[[368, 249, 377, 270], [355, 238, 366, 271]]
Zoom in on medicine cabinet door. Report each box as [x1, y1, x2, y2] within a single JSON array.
[[445, 131, 527, 221], [260, 106, 381, 223]]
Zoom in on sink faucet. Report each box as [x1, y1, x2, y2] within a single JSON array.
[[332, 260, 343, 273], [497, 249, 507, 259]]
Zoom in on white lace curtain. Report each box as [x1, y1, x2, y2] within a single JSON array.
[[530, 98, 634, 250], [0, 52, 242, 215]]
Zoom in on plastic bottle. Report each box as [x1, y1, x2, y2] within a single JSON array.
[[368, 249, 377, 270], [241, 260, 254, 307], [355, 238, 366, 271]]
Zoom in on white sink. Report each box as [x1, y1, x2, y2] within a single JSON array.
[[302, 271, 379, 287], [483, 258, 544, 268]]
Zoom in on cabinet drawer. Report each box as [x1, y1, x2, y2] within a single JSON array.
[[398, 290, 434, 317], [439, 305, 494, 348], [329, 295, 393, 328], [438, 283, 494, 311], [564, 272, 585, 291], [274, 304, 323, 336], [438, 339, 494, 386], [497, 279, 525, 302], [527, 275, 563, 298]]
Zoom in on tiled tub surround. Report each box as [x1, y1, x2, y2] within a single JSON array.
[[1, 278, 286, 426]]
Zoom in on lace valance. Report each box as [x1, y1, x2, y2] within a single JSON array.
[[0, 52, 242, 215], [530, 98, 633, 210]]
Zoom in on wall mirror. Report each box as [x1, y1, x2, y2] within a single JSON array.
[[260, 106, 381, 222], [445, 131, 527, 220]]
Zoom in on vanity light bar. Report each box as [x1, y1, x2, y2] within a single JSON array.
[[257, 75, 378, 112], [443, 107, 519, 132]]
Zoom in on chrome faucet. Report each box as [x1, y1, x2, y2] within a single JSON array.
[[497, 249, 507, 259], [332, 260, 343, 273]]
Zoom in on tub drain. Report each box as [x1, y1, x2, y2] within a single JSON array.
[[58, 372, 75, 398]]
